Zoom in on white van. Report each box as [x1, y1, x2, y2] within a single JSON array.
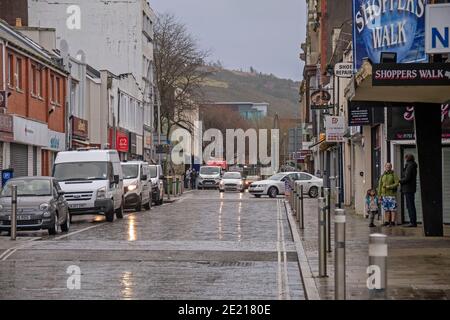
[[53, 149, 124, 222], [121, 161, 151, 211], [198, 166, 222, 189]]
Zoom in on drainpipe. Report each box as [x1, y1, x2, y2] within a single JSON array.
[[1, 40, 5, 93]]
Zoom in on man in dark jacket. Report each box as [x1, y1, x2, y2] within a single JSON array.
[[400, 154, 418, 227]]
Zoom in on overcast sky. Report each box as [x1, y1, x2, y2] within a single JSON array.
[[150, 0, 306, 81]]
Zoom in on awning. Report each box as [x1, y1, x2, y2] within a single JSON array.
[[308, 138, 337, 152], [346, 61, 450, 104]]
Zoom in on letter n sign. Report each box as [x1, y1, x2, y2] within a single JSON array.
[[426, 4, 450, 54]]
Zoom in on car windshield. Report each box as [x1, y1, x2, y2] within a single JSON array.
[[53, 162, 109, 181], [269, 174, 285, 181], [122, 164, 139, 179], [149, 166, 158, 178], [1, 179, 52, 197], [223, 173, 241, 179], [200, 167, 220, 175]]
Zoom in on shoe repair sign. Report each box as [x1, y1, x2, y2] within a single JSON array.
[[373, 63, 450, 86], [352, 0, 428, 70]]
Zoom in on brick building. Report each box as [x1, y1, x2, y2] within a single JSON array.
[[0, 19, 67, 180]]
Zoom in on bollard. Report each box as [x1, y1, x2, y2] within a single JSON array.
[[368, 234, 388, 300], [166, 177, 171, 200], [295, 183, 300, 223], [11, 185, 17, 241], [334, 208, 346, 300], [299, 184, 304, 229], [318, 197, 327, 277], [324, 187, 331, 253], [336, 186, 341, 208], [293, 183, 298, 218]]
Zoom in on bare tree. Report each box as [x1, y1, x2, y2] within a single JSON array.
[[154, 13, 211, 137]]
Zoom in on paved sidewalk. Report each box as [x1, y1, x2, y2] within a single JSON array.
[[288, 198, 450, 300]]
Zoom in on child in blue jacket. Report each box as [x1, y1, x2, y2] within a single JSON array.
[[365, 189, 380, 228]]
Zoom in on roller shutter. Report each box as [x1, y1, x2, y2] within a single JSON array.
[[10, 143, 28, 178]]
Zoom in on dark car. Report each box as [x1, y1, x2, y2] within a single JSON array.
[[0, 177, 70, 235]]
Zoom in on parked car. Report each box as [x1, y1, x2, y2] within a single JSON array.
[[219, 172, 245, 193], [198, 166, 222, 189], [248, 172, 323, 198], [53, 149, 124, 222], [244, 175, 261, 189], [0, 177, 70, 235], [121, 161, 151, 211], [149, 164, 164, 205]]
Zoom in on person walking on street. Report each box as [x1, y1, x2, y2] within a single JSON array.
[[185, 168, 191, 189], [378, 163, 400, 227], [190, 169, 197, 190], [400, 154, 418, 228]]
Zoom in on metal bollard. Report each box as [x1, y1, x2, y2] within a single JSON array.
[[166, 178, 171, 200], [324, 187, 331, 253], [11, 185, 17, 240], [293, 183, 297, 218], [318, 197, 327, 277], [299, 184, 304, 229], [334, 208, 346, 300], [368, 234, 388, 299], [336, 186, 341, 208], [295, 183, 300, 223]]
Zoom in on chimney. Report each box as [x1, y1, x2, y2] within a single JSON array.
[[15, 18, 22, 27]]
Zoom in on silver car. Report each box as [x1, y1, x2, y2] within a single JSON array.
[[0, 177, 70, 235]]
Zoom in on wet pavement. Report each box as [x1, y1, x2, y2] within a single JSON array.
[[0, 191, 305, 300]]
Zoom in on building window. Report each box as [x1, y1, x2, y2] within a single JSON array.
[[55, 77, 61, 105], [7, 54, 13, 87], [31, 64, 43, 98], [50, 75, 55, 103], [15, 57, 23, 91]]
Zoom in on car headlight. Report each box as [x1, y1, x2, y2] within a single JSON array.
[[127, 183, 137, 192], [97, 187, 106, 199], [0, 204, 3, 211], [39, 203, 49, 211]]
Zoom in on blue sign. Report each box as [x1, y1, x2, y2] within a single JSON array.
[[1, 169, 13, 187], [352, 0, 428, 70]]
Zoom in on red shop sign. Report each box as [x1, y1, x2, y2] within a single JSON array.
[[116, 132, 129, 152]]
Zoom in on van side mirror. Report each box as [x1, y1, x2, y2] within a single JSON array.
[[114, 175, 120, 184], [159, 175, 164, 180], [141, 174, 147, 181], [58, 190, 65, 196]]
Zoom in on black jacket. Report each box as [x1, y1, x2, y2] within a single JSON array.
[[400, 160, 418, 193]]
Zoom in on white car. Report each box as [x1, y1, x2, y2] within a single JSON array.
[[219, 172, 245, 193], [249, 172, 323, 198]]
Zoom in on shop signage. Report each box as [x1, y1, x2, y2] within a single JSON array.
[[425, 4, 450, 54], [348, 102, 385, 126], [0, 113, 13, 142], [72, 116, 88, 139], [0, 91, 6, 109], [116, 131, 129, 153], [129, 133, 137, 155], [373, 63, 450, 86], [47, 130, 65, 151], [325, 116, 346, 143], [352, 0, 428, 70], [310, 89, 331, 107], [388, 104, 450, 140], [13, 116, 48, 146], [144, 130, 152, 149], [334, 63, 353, 78]]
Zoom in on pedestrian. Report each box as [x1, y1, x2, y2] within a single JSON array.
[[185, 168, 191, 189], [400, 154, 418, 228], [365, 189, 380, 228], [377, 163, 400, 227], [190, 169, 197, 189]]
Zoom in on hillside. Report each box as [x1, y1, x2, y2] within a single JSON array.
[[200, 67, 300, 119]]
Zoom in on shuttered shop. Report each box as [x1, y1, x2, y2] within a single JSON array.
[[10, 143, 28, 177], [402, 147, 450, 224]]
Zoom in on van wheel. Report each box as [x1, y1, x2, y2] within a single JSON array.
[[61, 213, 70, 232], [105, 208, 115, 222], [144, 196, 151, 210], [116, 201, 124, 219], [135, 196, 142, 212]]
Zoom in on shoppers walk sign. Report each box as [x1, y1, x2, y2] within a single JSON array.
[[373, 63, 450, 86], [352, 0, 427, 70], [325, 116, 345, 143]]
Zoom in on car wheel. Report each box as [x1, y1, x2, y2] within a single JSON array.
[[254, 195, 261, 198], [135, 196, 143, 212], [309, 186, 319, 198], [116, 200, 124, 219], [48, 214, 59, 235], [61, 213, 70, 232], [219, 189, 224, 193], [268, 187, 278, 198], [105, 208, 115, 222]]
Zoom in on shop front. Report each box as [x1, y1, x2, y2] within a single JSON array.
[[108, 128, 129, 161], [42, 130, 66, 176], [0, 114, 14, 173]]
